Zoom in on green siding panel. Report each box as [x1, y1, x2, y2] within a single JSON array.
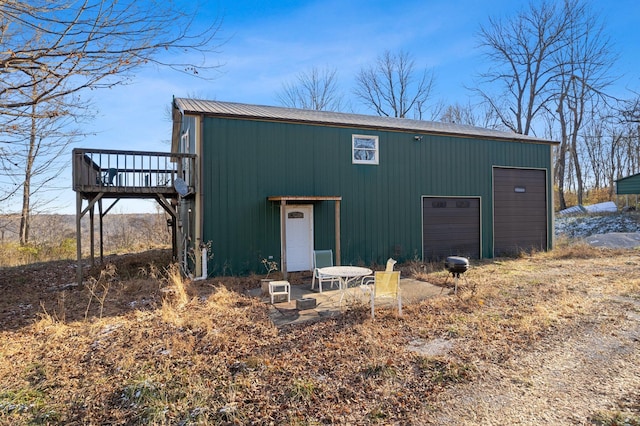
[[616, 173, 640, 195], [199, 116, 554, 274]]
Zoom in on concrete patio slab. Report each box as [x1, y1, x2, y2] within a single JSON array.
[[248, 278, 447, 326]]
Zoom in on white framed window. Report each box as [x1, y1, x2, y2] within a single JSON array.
[[352, 134, 379, 165]]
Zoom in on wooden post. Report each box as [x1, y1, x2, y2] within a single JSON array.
[[89, 202, 95, 267], [76, 192, 82, 286], [99, 198, 104, 263], [280, 199, 288, 279], [335, 199, 341, 266], [172, 213, 178, 261]]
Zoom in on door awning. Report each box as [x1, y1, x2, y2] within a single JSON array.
[[268, 196, 342, 202]]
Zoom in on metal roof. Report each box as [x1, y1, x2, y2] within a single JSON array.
[[616, 171, 640, 183], [174, 98, 558, 145]]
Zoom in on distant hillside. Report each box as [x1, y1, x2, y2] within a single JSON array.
[[0, 213, 170, 252]]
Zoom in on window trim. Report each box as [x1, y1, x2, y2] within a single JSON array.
[[181, 129, 190, 153], [352, 134, 379, 165]]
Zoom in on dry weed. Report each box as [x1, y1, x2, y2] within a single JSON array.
[[1, 244, 639, 424], [84, 263, 118, 320], [162, 263, 192, 307]]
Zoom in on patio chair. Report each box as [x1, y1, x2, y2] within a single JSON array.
[[361, 258, 396, 287], [103, 168, 118, 185], [368, 270, 402, 319], [311, 249, 339, 292], [268, 280, 290, 304], [385, 258, 397, 272]]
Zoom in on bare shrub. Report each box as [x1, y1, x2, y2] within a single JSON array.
[[85, 263, 118, 320], [163, 263, 192, 307]]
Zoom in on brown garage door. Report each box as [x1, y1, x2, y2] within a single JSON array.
[[423, 197, 480, 261], [493, 167, 547, 256]]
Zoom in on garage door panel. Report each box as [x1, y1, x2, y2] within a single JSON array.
[[495, 192, 546, 201], [424, 242, 479, 260], [422, 212, 475, 224], [495, 225, 546, 238], [494, 181, 546, 190], [494, 239, 546, 253], [427, 224, 482, 237], [494, 206, 546, 216], [495, 212, 546, 222], [493, 168, 547, 256], [495, 195, 546, 204], [423, 197, 480, 261]]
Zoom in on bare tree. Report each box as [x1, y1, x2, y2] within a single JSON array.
[[552, 1, 616, 206], [5, 84, 90, 244], [477, 0, 617, 208], [439, 101, 500, 128], [475, 1, 568, 135], [0, 0, 223, 243], [610, 97, 640, 187], [622, 96, 640, 124], [0, 1, 223, 113], [277, 66, 344, 111], [582, 118, 610, 191], [354, 50, 435, 119]]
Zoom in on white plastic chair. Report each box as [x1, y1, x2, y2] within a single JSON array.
[[268, 280, 290, 304], [311, 250, 339, 292]]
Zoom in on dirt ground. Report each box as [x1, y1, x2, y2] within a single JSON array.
[[1, 240, 639, 424], [428, 293, 640, 425], [424, 233, 640, 425], [584, 232, 640, 250]]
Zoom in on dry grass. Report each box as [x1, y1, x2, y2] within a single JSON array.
[[0, 245, 639, 424], [0, 240, 76, 267]]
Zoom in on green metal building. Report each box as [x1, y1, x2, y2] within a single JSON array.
[[616, 172, 640, 208], [616, 172, 640, 196], [171, 98, 558, 277]]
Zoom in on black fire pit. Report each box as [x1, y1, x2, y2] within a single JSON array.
[[444, 256, 469, 294]]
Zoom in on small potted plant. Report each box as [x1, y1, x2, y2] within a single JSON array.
[[260, 258, 279, 295]]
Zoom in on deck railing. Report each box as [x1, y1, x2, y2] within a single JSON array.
[[72, 148, 196, 194]]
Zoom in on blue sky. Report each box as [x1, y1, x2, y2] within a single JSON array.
[[30, 0, 640, 214]]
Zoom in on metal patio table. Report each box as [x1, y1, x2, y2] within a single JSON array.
[[316, 266, 373, 291]]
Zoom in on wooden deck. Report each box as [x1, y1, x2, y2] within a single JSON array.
[[72, 148, 197, 284], [72, 148, 196, 199]]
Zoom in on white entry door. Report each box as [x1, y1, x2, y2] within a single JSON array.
[[285, 205, 314, 272]]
